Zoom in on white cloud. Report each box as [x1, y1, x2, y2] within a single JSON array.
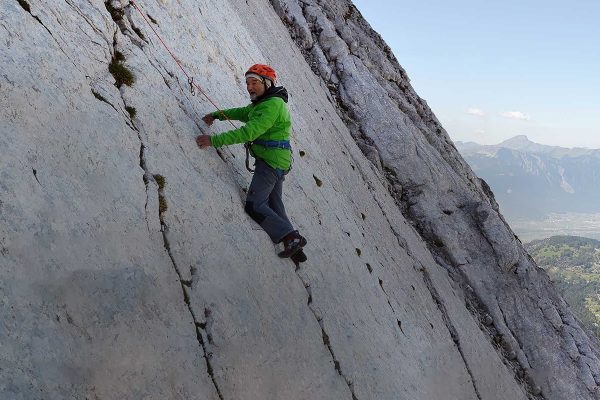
[[475, 129, 486, 135], [500, 111, 531, 121], [467, 108, 485, 116]]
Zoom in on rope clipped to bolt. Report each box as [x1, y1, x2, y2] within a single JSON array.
[[128, 0, 255, 171], [129, 0, 232, 124]]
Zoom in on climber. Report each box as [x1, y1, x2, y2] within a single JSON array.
[[196, 64, 307, 262]]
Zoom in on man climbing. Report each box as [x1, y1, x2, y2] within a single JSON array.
[[196, 64, 307, 262]]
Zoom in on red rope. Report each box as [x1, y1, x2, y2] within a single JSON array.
[[128, 0, 236, 129]]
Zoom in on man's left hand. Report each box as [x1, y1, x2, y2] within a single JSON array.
[[196, 135, 212, 149]]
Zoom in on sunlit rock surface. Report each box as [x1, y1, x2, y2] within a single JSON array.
[[1, 0, 598, 399]]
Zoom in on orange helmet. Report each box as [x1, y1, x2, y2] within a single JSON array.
[[245, 64, 277, 83]]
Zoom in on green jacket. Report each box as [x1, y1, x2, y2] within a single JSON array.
[[210, 88, 292, 171]]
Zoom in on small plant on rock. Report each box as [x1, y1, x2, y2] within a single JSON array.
[[109, 56, 135, 87], [105, 1, 124, 22], [158, 195, 168, 214], [153, 174, 166, 190], [125, 106, 137, 119]]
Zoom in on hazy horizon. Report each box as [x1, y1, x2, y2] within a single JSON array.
[[455, 134, 600, 149]]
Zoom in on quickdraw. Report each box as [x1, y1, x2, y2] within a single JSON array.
[[188, 77, 196, 96]]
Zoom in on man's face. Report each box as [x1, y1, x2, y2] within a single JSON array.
[[246, 77, 265, 101]]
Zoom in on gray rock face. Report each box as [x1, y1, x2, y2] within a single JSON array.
[[0, 1, 596, 400], [270, 0, 600, 398]]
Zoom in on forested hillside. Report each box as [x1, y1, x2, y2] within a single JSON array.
[[526, 236, 600, 337]]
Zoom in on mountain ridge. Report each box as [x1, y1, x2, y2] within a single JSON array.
[[455, 136, 600, 219], [457, 135, 600, 158]]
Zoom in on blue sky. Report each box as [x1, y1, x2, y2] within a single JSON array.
[[352, 0, 600, 148]]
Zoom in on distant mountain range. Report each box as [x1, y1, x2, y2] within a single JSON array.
[[456, 135, 600, 219]]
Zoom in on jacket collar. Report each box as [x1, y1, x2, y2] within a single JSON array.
[[252, 86, 288, 104]]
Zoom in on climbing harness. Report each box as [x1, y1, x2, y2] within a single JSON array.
[[245, 139, 292, 173], [252, 139, 292, 150], [245, 140, 293, 174]]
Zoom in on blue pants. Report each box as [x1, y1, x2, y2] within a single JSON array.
[[244, 159, 295, 243]]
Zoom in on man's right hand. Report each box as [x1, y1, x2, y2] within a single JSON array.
[[202, 113, 215, 126]]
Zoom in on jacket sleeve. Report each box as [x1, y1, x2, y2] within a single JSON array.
[[211, 105, 252, 123], [210, 100, 280, 148]]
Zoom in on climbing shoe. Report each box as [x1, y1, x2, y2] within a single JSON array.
[[278, 231, 307, 258], [291, 249, 308, 264]]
